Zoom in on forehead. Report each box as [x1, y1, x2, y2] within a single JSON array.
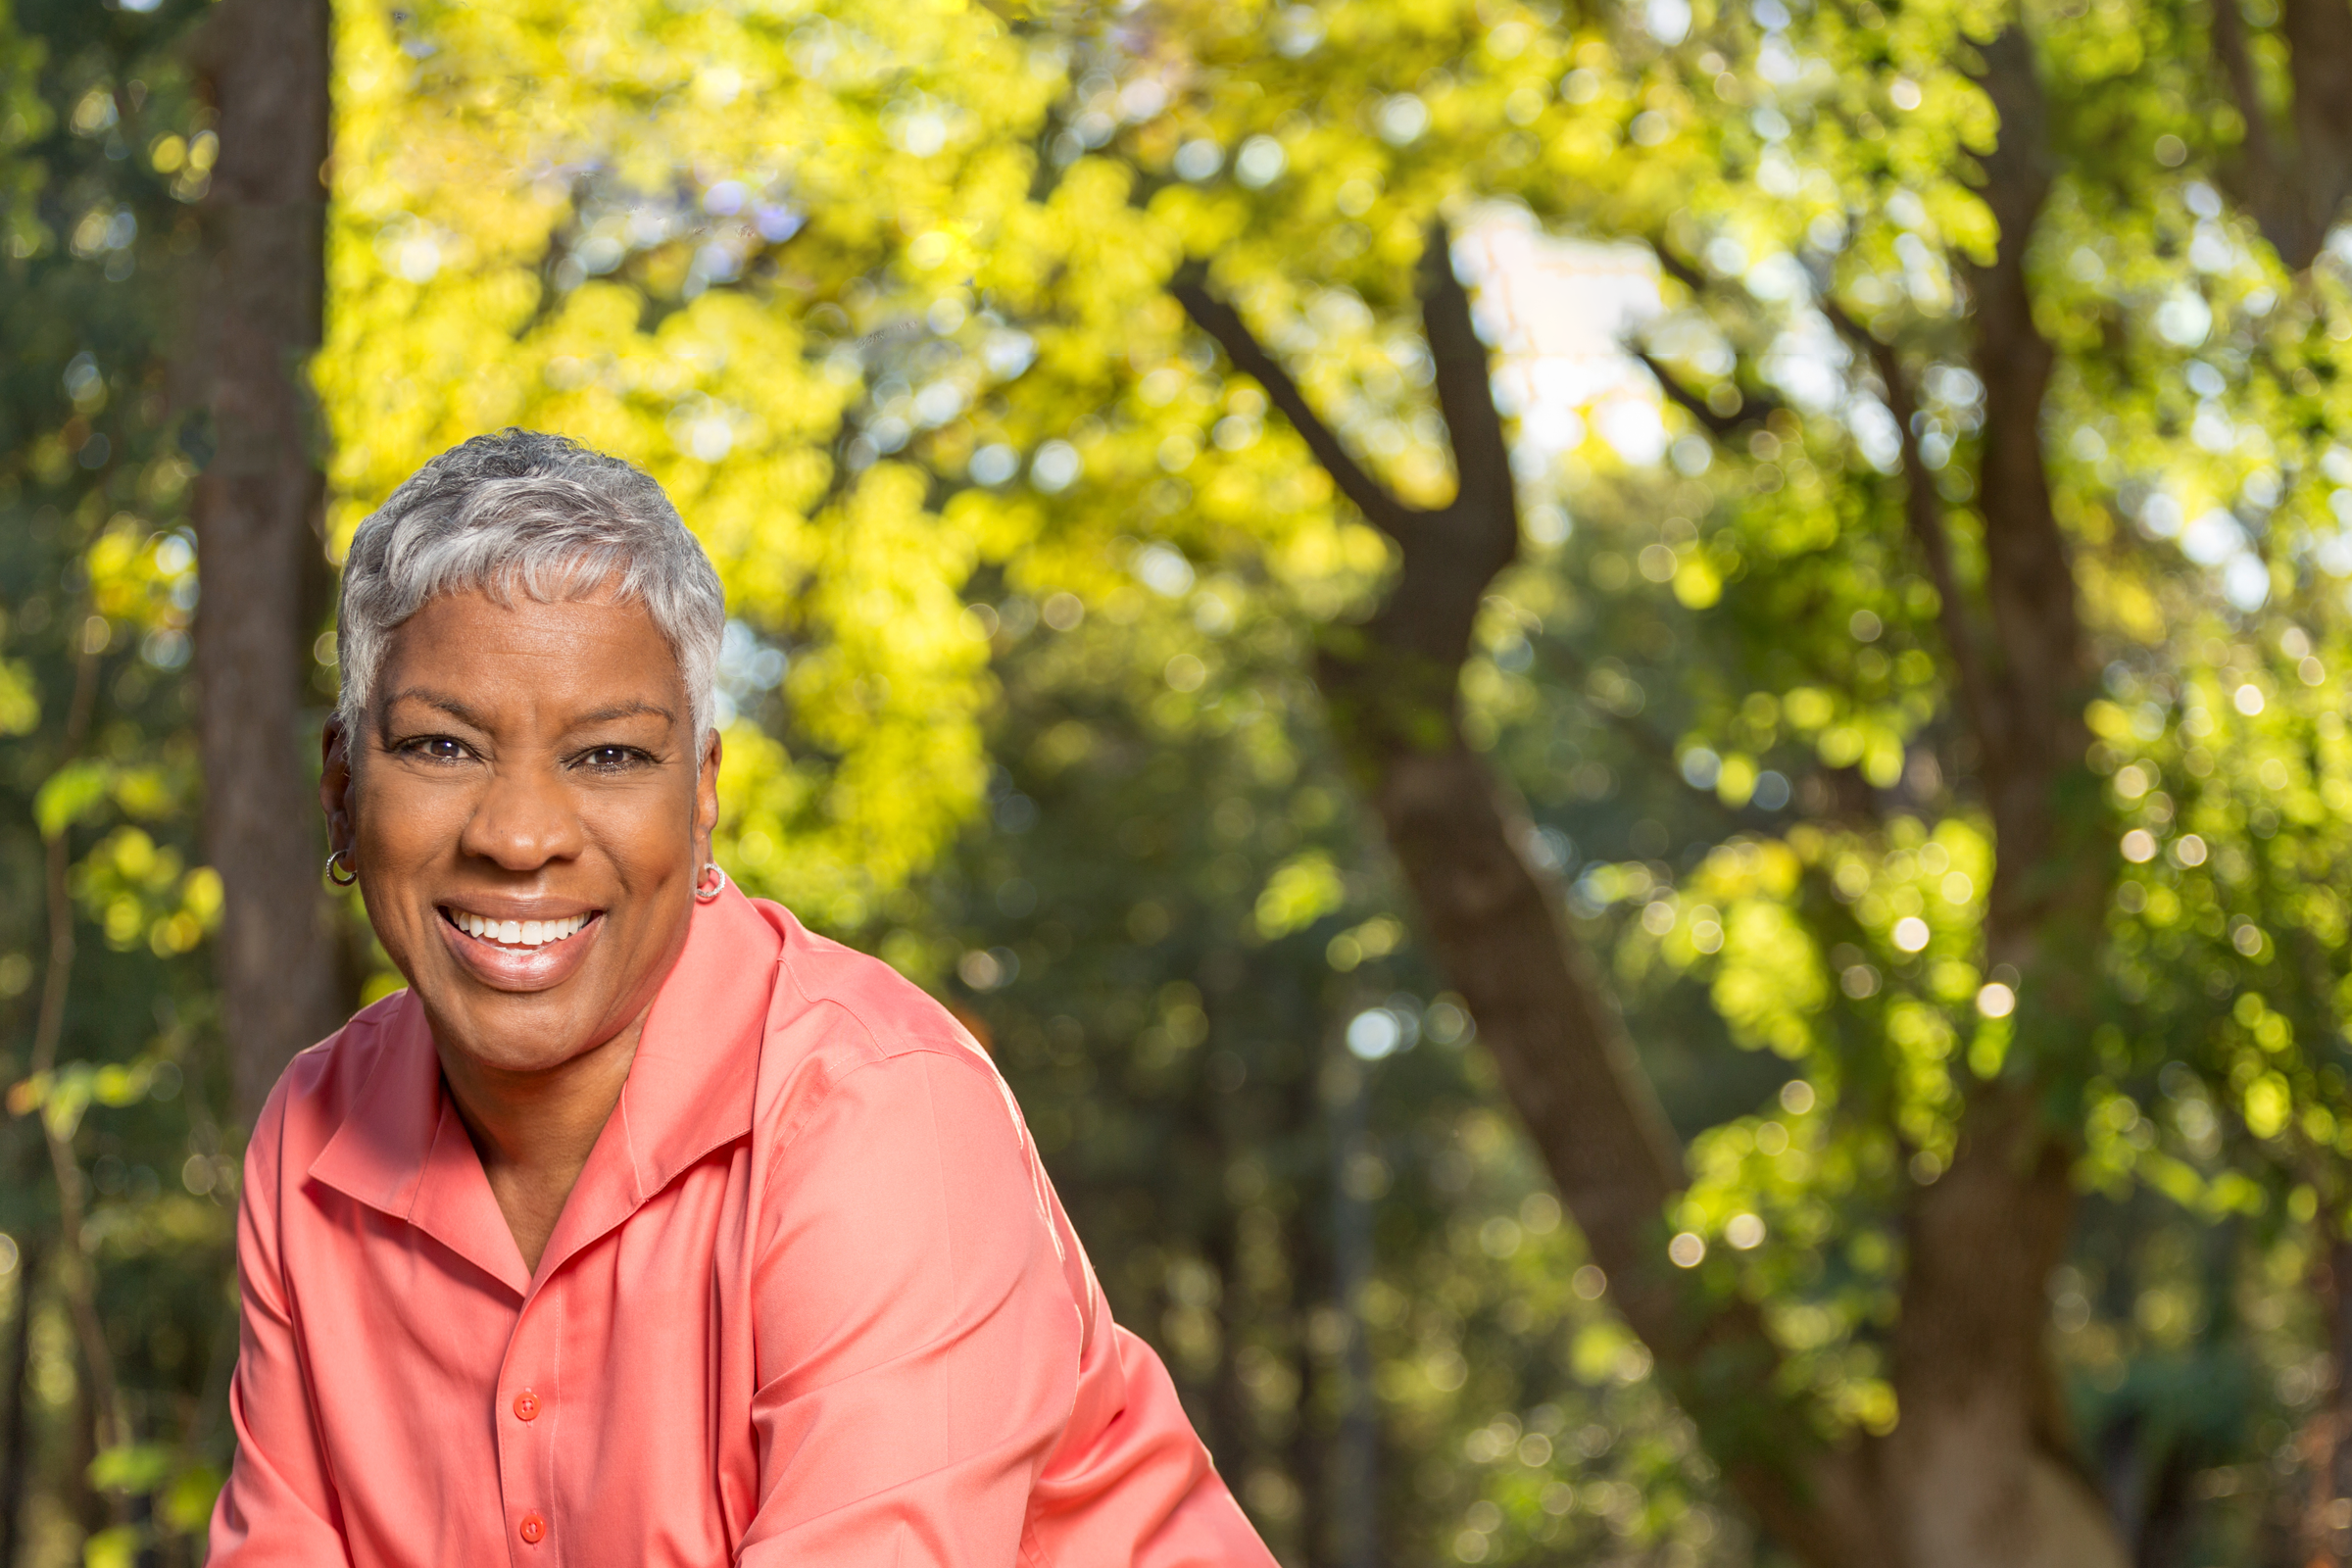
[[376, 589, 684, 725]]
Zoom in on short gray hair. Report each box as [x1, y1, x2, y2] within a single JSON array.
[[336, 429, 725, 741]]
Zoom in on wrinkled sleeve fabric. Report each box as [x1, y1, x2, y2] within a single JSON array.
[[208, 1075, 353, 1567], [737, 1043, 1082, 1565]]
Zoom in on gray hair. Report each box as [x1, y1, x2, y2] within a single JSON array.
[[336, 429, 725, 742]]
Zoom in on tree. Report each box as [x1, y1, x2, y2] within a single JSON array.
[[292, 0, 2352, 1558], [20, 0, 2352, 1561], [1181, 206, 2118, 1562], [0, 0, 250, 1556], [1085, 0, 2352, 1558], [184, 0, 343, 1121]]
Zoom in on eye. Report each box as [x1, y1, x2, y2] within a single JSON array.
[[575, 745, 652, 771], [397, 735, 472, 763]]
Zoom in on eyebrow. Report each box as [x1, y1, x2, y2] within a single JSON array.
[[566, 702, 677, 727], [378, 689, 495, 734], [376, 690, 677, 732]]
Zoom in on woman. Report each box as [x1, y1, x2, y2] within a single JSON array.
[[210, 430, 1277, 1567]]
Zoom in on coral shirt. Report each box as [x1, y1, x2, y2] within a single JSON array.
[[209, 886, 1273, 1567]]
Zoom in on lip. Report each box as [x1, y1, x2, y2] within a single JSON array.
[[434, 903, 606, 992]]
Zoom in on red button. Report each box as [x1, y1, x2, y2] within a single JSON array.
[[518, 1513, 546, 1544], [513, 1390, 540, 1422]]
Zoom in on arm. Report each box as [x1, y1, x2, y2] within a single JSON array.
[[735, 1045, 1080, 1564], [206, 1087, 353, 1566]]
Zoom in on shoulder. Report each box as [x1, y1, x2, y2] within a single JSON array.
[[247, 992, 413, 1186], [766, 903, 993, 1071], [753, 903, 1015, 1152]]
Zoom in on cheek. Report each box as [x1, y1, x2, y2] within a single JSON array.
[[352, 778, 470, 880], [595, 779, 703, 862], [602, 818, 699, 888]]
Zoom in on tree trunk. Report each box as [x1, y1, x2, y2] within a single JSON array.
[[1204, 1189, 1251, 1487], [1325, 1050, 1378, 1568], [2213, 0, 2352, 270], [1875, 34, 2120, 1567], [1174, 29, 2129, 1562], [0, 1228, 45, 1568], [1281, 1059, 1334, 1568], [185, 0, 346, 1122], [2293, 1236, 2352, 1564]]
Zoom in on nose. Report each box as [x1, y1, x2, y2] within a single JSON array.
[[458, 754, 584, 872]]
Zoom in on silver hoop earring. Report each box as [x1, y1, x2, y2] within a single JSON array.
[[325, 849, 359, 887], [693, 862, 728, 903]]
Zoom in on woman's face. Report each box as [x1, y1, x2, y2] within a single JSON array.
[[322, 587, 719, 1078]]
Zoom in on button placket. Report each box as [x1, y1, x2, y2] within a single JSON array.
[[498, 1288, 560, 1563]]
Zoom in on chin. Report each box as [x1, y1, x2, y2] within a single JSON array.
[[419, 988, 619, 1078]]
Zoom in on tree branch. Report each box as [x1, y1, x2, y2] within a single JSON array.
[[1172, 272, 1426, 544], [1816, 295, 2001, 760], [1417, 222, 1516, 536], [1634, 348, 1756, 441], [1179, 225, 1513, 674], [1648, 235, 1709, 299], [25, 629, 124, 1459], [1632, 239, 1786, 441]]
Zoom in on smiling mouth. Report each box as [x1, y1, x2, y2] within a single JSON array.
[[441, 907, 600, 951]]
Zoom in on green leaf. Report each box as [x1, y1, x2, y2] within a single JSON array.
[[33, 760, 111, 839], [40, 1065, 91, 1140], [1252, 849, 1344, 939], [161, 1464, 224, 1534], [0, 657, 37, 736], [90, 1062, 149, 1106], [87, 1443, 173, 1494], [80, 1526, 142, 1568]]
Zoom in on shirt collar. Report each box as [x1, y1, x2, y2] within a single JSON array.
[[308, 884, 784, 1294]]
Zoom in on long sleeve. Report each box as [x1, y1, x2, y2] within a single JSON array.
[[736, 1044, 1081, 1564], [207, 1080, 354, 1567]]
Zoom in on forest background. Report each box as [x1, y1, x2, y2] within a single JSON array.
[[7, 0, 2352, 1562]]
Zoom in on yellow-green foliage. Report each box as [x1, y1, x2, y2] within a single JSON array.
[[321, 0, 1064, 924]]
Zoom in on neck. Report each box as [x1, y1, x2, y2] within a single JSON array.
[[438, 1018, 644, 1277]]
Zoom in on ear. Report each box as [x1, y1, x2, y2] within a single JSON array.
[[693, 726, 723, 859], [320, 713, 357, 856]]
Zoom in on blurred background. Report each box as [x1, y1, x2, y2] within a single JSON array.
[[5, 0, 2352, 1562]]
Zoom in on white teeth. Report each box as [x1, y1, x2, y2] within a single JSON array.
[[451, 911, 589, 948]]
